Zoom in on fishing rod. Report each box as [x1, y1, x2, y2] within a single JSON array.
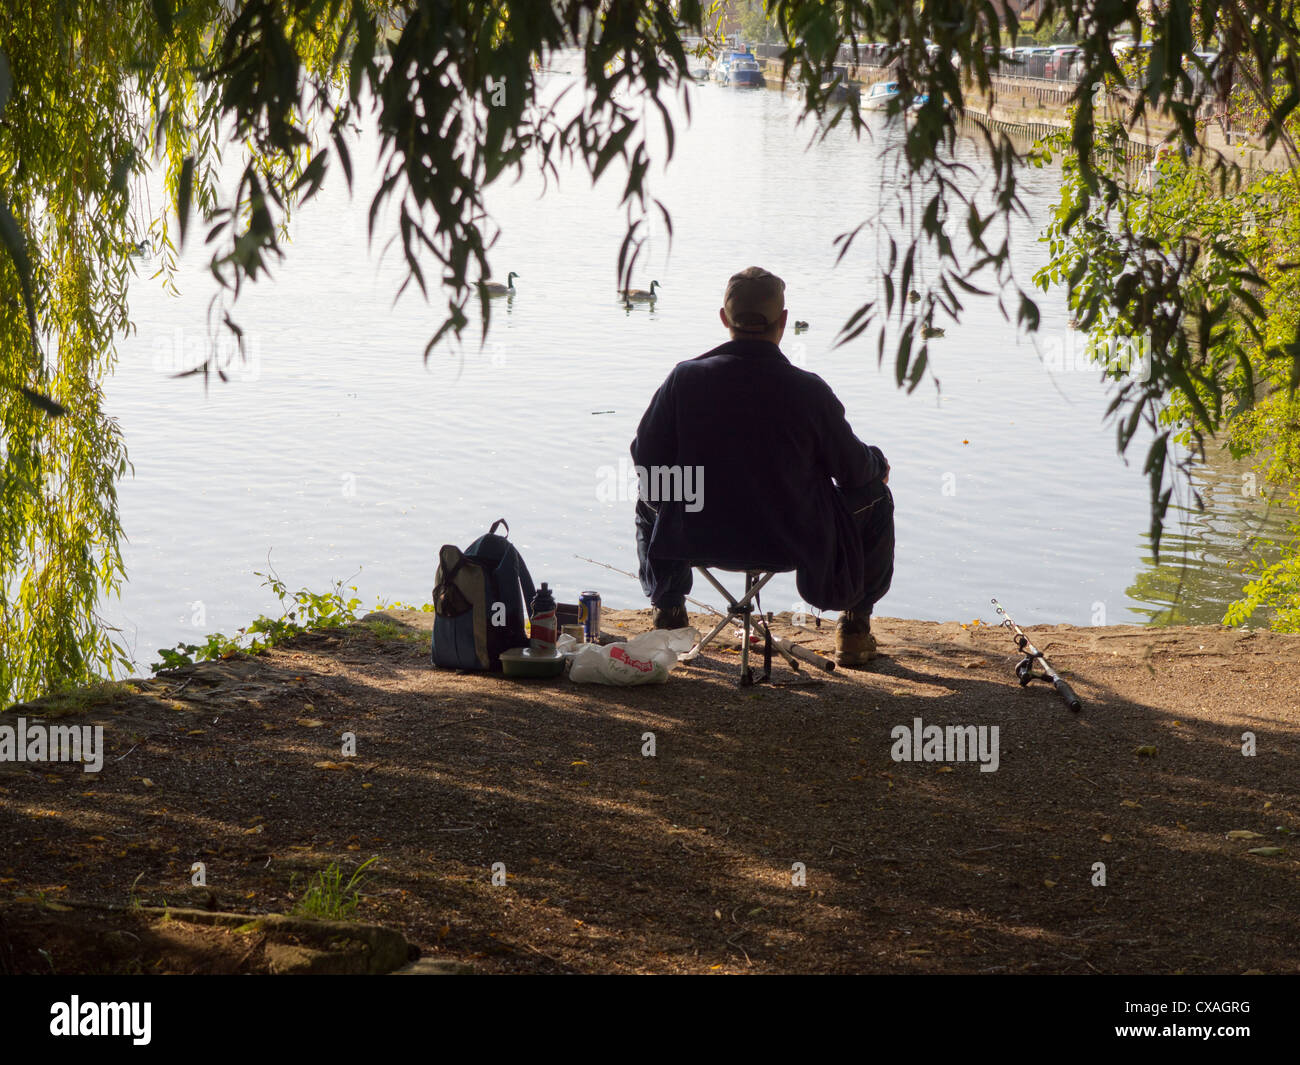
[[990, 598, 1083, 712], [572, 554, 832, 673], [572, 554, 726, 619]]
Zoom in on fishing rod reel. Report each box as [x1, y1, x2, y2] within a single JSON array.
[[999, 619, 1048, 686], [1012, 641, 1051, 688], [991, 598, 1083, 711]]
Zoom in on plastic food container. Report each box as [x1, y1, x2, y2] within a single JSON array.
[[500, 647, 566, 679]]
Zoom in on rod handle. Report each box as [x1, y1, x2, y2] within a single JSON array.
[[1054, 676, 1083, 712], [776, 635, 836, 672]]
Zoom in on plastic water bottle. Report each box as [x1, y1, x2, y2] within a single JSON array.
[[530, 583, 558, 651]]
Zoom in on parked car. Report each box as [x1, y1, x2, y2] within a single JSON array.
[[1046, 46, 1081, 80], [1024, 47, 1055, 78]]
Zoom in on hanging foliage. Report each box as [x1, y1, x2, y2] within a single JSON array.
[[5, 1, 1300, 699]]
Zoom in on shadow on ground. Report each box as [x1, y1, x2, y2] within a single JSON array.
[[1, 608, 1296, 974]]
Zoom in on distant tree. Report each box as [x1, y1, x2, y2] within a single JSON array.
[[736, 1, 780, 46]]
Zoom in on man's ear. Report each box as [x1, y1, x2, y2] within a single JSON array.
[[719, 307, 731, 331]]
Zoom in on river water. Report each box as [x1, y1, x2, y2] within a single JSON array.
[[103, 70, 1290, 669]]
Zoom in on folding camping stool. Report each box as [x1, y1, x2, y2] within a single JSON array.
[[685, 568, 836, 686]]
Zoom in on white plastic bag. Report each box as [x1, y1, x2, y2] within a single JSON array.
[[568, 627, 698, 686]]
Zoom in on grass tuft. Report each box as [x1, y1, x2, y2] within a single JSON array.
[[291, 857, 378, 921]]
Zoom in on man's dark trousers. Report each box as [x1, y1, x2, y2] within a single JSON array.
[[636, 479, 895, 614]]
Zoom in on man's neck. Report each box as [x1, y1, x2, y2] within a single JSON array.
[[727, 333, 782, 345]]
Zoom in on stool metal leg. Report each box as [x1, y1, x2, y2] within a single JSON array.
[[740, 585, 752, 686], [688, 567, 811, 686], [740, 571, 760, 686]]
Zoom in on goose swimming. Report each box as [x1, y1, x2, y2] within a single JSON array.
[[621, 280, 661, 302], [480, 271, 519, 296]]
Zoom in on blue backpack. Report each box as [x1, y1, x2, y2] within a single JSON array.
[[431, 519, 536, 671]]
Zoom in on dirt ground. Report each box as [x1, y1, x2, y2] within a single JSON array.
[[1, 608, 1296, 974], [0, 900, 411, 975]]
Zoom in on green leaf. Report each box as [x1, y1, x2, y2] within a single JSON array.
[[895, 322, 915, 387], [0, 191, 38, 345], [0, 48, 11, 115], [151, 0, 173, 35], [292, 150, 329, 202], [16, 386, 67, 417], [177, 155, 194, 247]]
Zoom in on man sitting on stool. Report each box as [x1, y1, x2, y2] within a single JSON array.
[[631, 266, 894, 666]]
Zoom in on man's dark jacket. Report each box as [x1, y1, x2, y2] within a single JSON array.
[[631, 337, 887, 610]]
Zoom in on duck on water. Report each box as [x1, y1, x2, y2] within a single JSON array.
[[480, 271, 519, 296], [621, 280, 661, 302]]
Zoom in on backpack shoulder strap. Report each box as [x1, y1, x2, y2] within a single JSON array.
[[511, 545, 536, 607]]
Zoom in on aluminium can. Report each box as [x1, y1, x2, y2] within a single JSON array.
[[578, 591, 602, 643]]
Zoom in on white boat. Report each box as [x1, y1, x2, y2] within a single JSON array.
[[862, 80, 900, 111]]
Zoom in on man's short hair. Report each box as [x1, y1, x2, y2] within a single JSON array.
[[724, 266, 785, 333]]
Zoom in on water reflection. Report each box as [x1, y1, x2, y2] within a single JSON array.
[[1126, 452, 1295, 626], [99, 72, 1295, 669]]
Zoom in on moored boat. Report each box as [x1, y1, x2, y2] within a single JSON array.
[[862, 80, 900, 111], [820, 64, 860, 104], [728, 56, 766, 88]]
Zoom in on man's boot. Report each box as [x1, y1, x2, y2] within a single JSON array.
[[836, 609, 877, 666], [652, 603, 690, 630]]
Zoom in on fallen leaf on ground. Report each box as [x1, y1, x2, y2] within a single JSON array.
[[1226, 830, 1266, 840], [313, 760, 353, 771], [296, 718, 325, 727], [1247, 847, 1284, 857], [1135, 745, 1157, 757]]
